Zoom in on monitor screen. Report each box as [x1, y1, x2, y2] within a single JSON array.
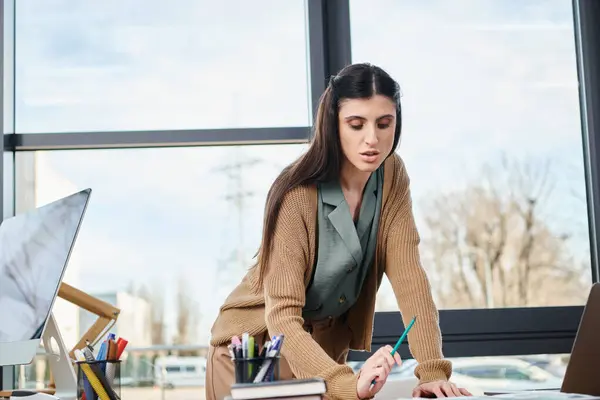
[[0, 189, 90, 343]]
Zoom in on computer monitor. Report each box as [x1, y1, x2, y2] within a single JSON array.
[[0, 188, 91, 367]]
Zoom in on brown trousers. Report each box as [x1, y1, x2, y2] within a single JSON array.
[[205, 316, 353, 400]]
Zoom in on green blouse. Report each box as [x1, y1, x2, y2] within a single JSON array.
[[302, 167, 384, 320]]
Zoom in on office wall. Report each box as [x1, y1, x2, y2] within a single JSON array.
[[2, 0, 600, 394]]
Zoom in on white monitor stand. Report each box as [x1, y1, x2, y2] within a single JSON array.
[[41, 313, 77, 400]]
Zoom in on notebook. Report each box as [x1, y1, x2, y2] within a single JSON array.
[[230, 377, 326, 399]]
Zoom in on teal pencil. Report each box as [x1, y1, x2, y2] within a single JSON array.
[[370, 316, 417, 389]]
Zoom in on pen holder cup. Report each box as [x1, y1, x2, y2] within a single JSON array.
[[233, 356, 280, 384], [76, 360, 122, 400]]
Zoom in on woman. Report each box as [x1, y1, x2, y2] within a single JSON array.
[[206, 63, 471, 400]]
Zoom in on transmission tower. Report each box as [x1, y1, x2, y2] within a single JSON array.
[[213, 148, 261, 289]]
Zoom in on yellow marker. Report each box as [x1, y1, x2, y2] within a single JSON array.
[[74, 349, 111, 400], [248, 335, 255, 379]]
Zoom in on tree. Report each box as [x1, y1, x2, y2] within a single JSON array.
[[420, 155, 588, 309], [137, 281, 167, 345], [172, 274, 201, 347]]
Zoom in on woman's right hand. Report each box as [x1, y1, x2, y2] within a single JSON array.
[[356, 345, 402, 399]]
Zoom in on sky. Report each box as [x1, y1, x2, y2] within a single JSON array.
[[5, 0, 592, 346]]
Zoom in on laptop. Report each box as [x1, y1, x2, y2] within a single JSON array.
[[561, 282, 600, 395], [486, 283, 600, 396]]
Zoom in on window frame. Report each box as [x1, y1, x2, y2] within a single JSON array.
[[1, 0, 599, 390]]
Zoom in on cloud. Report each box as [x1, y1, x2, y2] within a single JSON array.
[[16, 0, 310, 132]]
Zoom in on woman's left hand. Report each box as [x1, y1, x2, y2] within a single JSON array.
[[412, 380, 472, 398]]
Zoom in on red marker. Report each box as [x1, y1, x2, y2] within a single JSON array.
[[116, 337, 129, 360]]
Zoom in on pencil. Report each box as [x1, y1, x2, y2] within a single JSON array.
[[370, 315, 417, 390]]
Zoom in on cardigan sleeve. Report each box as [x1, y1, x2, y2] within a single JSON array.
[[384, 160, 453, 384], [261, 188, 360, 400]]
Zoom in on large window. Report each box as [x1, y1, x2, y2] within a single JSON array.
[[15, 0, 310, 133], [350, 0, 592, 310]]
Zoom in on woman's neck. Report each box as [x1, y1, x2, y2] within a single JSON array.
[[339, 161, 371, 194]]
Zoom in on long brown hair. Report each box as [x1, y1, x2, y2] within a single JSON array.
[[255, 63, 402, 277]]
